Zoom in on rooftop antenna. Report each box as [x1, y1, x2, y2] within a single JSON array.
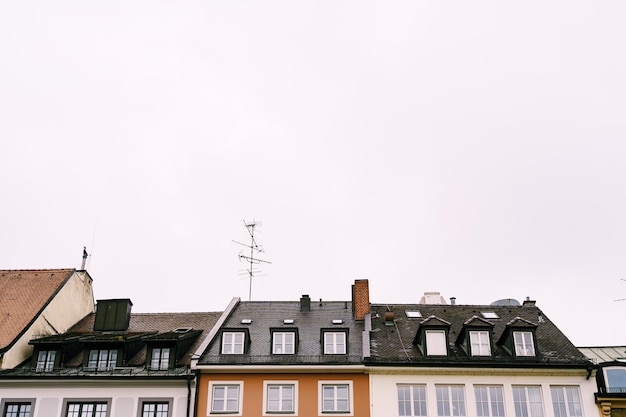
[[615, 278, 626, 302], [233, 220, 271, 301]]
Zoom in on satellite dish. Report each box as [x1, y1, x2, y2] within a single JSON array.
[[490, 298, 521, 306]]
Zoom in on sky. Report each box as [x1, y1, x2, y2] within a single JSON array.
[[1, 2, 625, 347]]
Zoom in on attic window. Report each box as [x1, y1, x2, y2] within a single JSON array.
[[241, 319, 252, 324], [405, 311, 422, 318], [283, 319, 294, 324], [480, 311, 499, 319], [332, 319, 343, 325], [173, 327, 192, 333]]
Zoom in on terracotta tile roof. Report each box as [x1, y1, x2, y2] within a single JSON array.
[[0, 269, 75, 350]]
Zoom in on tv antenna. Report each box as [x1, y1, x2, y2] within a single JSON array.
[[233, 220, 271, 301]]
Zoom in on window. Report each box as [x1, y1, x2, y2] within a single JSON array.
[[272, 332, 295, 355], [397, 385, 427, 416], [474, 386, 505, 417], [150, 347, 170, 370], [3, 403, 32, 417], [318, 381, 353, 415], [264, 382, 297, 414], [87, 349, 117, 369], [550, 386, 582, 417], [481, 312, 499, 319], [426, 330, 447, 356], [36, 350, 56, 372], [436, 385, 465, 416], [323, 332, 346, 354], [512, 386, 544, 417], [604, 367, 626, 393], [66, 403, 108, 417], [513, 332, 535, 356], [141, 402, 170, 417], [210, 382, 242, 415], [222, 332, 244, 354], [469, 331, 491, 356]]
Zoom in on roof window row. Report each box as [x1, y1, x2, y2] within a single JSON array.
[[220, 328, 348, 355]]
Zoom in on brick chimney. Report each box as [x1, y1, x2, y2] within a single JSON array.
[[352, 279, 370, 320]]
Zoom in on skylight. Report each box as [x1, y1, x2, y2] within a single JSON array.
[[405, 310, 422, 318], [283, 319, 294, 324], [173, 327, 193, 333], [481, 311, 499, 319], [332, 319, 343, 325], [241, 319, 252, 324]]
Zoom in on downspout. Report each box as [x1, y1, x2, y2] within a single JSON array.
[[186, 372, 193, 417], [193, 369, 201, 417]]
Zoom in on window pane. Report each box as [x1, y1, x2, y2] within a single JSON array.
[[426, 331, 447, 355], [606, 368, 626, 393]]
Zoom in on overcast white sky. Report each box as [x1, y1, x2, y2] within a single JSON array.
[[1, 2, 625, 347]]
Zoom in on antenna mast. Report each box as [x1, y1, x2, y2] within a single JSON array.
[[233, 220, 271, 301]]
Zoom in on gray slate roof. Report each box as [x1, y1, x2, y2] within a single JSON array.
[[198, 300, 364, 365], [368, 303, 590, 367]]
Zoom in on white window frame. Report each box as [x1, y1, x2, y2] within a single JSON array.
[[469, 331, 491, 356], [425, 330, 447, 356], [513, 331, 535, 356], [436, 385, 466, 416], [474, 385, 505, 417], [550, 386, 582, 417], [603, 366, 626, 393], [36, 350, 56, 372], [318, 380, 353, 416], [221, 332, 245, 354], [262, 380, 298, 415], [512, 386, 544, 417], [209, 381, 243, 416], [397, 384, 427, 416], [149, 347, 170, 370], [323, 332, 346, 355], [138, 398, 172, 417], [61, 399, 111, 417], [272, 332, 295, 355], [87, 349, 118, 369]]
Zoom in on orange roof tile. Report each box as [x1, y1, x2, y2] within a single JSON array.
[[0, 269, 75, 350]]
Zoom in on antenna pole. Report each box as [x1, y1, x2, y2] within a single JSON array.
[[233, 220, 271, 301]]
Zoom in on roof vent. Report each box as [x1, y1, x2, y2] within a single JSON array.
[[93, 299, 132, 331]]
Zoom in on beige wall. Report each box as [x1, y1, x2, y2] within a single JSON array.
[[1, 270, 95, 368]]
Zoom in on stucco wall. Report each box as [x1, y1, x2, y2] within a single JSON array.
[[198, 372, 370, 417], [2, 271, 95, 368], [370, 368, 598, 417], [0, 380, 191, 417]]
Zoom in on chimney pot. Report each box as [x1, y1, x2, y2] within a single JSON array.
[[450, 297, 456, 305]]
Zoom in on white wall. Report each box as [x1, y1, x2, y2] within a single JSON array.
[[0, 379, 194, 417], [370, 368, 598, 417]]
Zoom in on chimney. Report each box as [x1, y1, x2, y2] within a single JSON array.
[[523, 297, 536, 307], [450, 297, 456, 305], [300, 294, 311, 312], [80, 246, 88, 270], [352, 279, 370, 320], [93, 299, 133, 331]]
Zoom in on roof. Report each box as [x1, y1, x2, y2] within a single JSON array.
[[0, 269, 76, 350], [368, 303, 590, 367], [578, 346, 626, 363], [198, 299, 364, 365], [62, 311, 223, 366]]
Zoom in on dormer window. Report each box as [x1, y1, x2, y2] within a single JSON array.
[[88, 349, 118, 369], [604, 366, 626, 393], [513, 331, 535, 356], [425, 330, 447, 356], [271, 329, 297, 354], [221, 331, 245, 354], [150, 347, 171, 370], [36, 350, 57, 372], [323, 330, 347, 354], [469, 331, 491, 356], [415, 315, 451, 356]]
